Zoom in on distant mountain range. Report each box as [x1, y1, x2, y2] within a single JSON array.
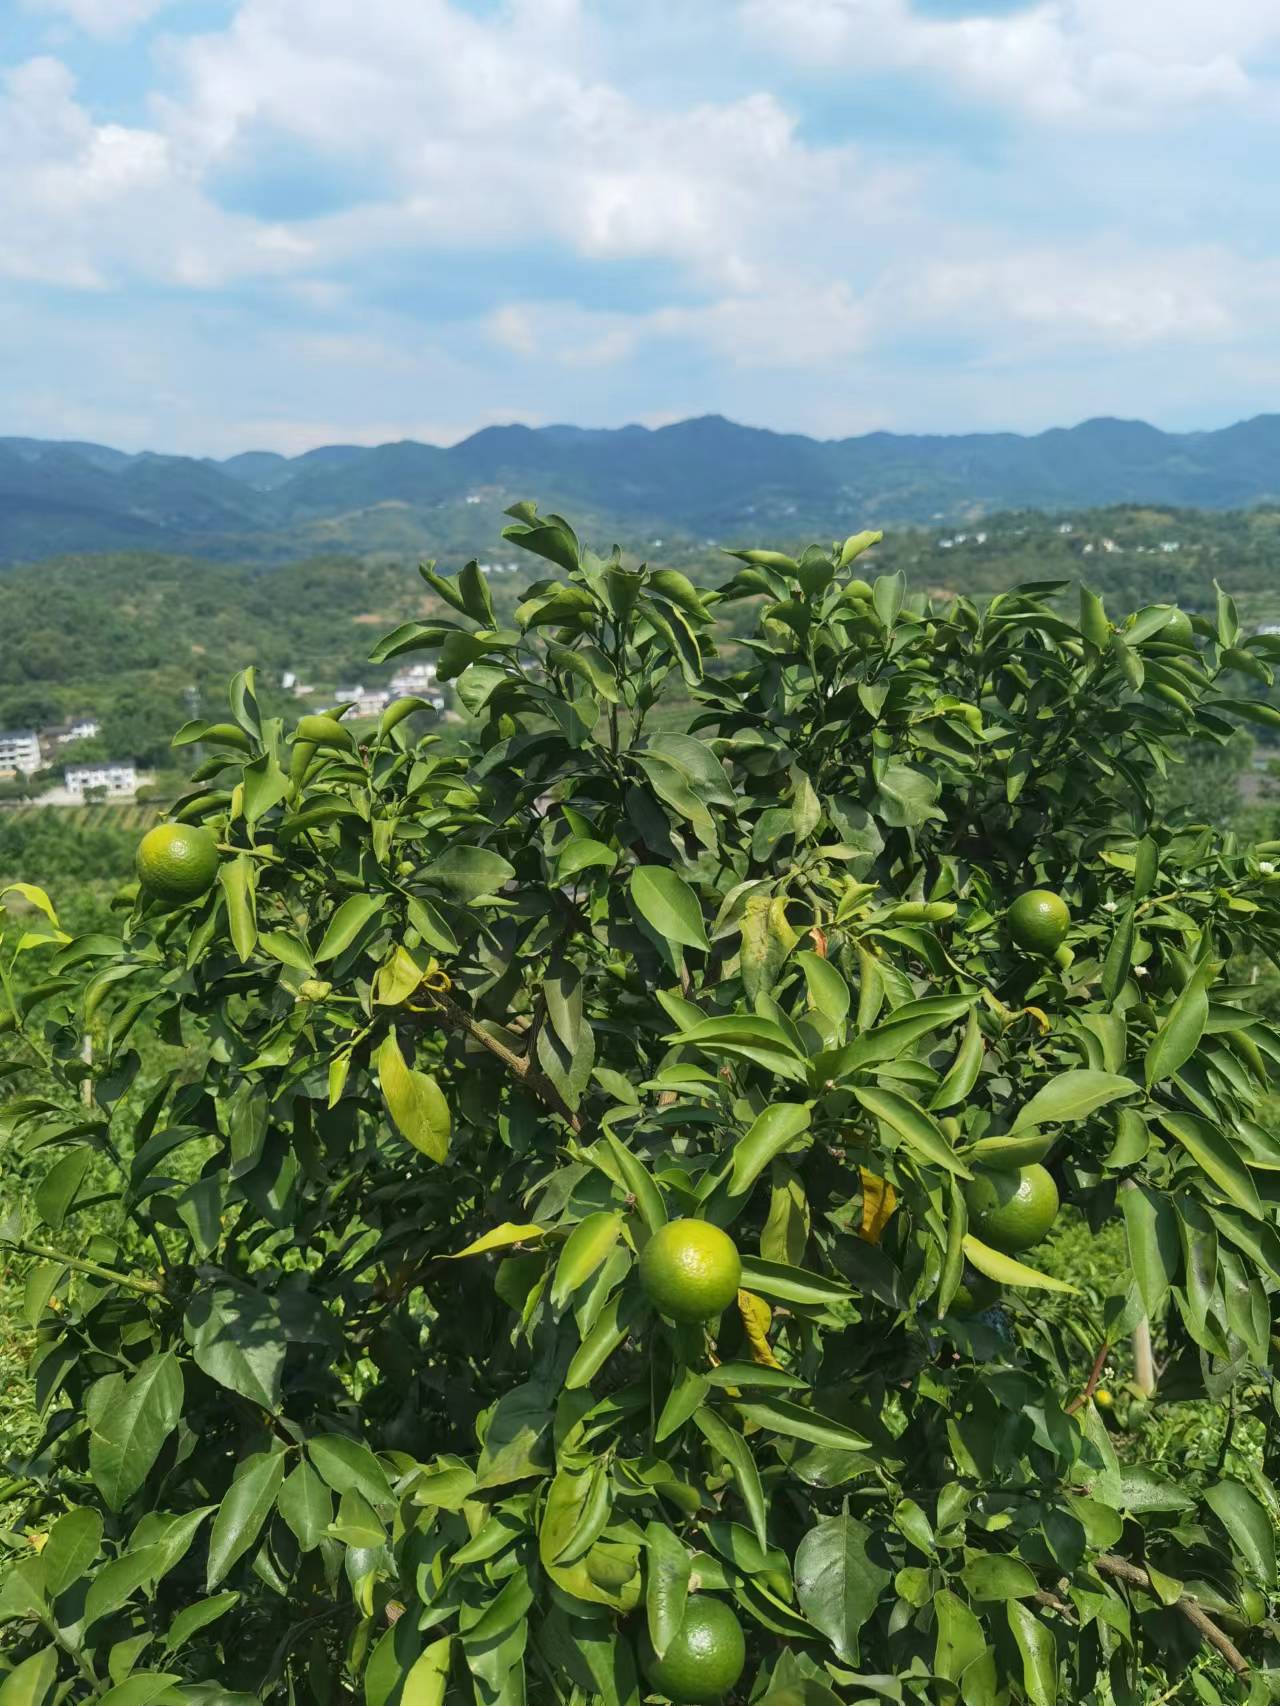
[[4, 413, 1280, 566]]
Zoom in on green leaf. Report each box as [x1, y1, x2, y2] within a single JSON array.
[[737, 1255, 850, 1307], [162, 1591, 239, 1653], [962, 1235, 1078, 1294], [794, 1514, 891, 1664], [308, 1436, 393, 1506], [671, 1015, 808, 1083], [693, 1407, 768, 1549], [87, 1352, 184, 1513], [930, 1011, 984, 1111], [446, 1221, 547, 1258], [206, 1450, 286, 1588], [964, 1554, 1038, 1600], [1205, 1480, 1276, 1586], [735, 1397, 869, 1451], [644, 1522, 691, 1661], [602, 1133, 667, 1232], [40, 1505, 102, 1598], [184, 1283, 287, 1412], [84, 1545, 167, 1626], [1006, 1602, 1058, 1706], [1121, 1184, 1180, 1317], [0, 1648, 58, 1706], [218, 854, 257, 963], [402, 1636, 452, 1706], [729, 1104, 811, 1197], [377, 1032, 450, 1161], [1159, 1109, 1262, 1218], [629, 866, 709, 952], [277, 1462, 333, 1553], [797, 951, 849, 1024], [421, 845, 515, 902], [1009, 1070, 1135, 1134], [33, 1144, 92, 1232], [1146, 960, 1214, 1086], [552, 1212, 623, 1307], [95, 1674, 185, 1706], [850, 1085, 972, 1177], [314, 892, 386, 962]]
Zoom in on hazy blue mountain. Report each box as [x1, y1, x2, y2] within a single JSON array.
[[2, 412, 1279, 565]]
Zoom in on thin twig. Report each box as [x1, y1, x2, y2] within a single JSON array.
[[1095, 1554, 1249, 1679], [422, 991, 583, 1134], [15, 1239, 164, 1296], [1065, 1339, 1110, 1414]]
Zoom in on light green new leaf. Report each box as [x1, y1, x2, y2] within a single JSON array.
[[552, 1212, 623, 1307], [1006, 1602, 1058, 1706], [962, 1235, 1078, 1294], [40, 1507, 102, 1599], [218, 855, 257, 963], [0, 1647, 58, 1706], [447, 1222, 547, 1258], [378, 1032, 450, 1161]]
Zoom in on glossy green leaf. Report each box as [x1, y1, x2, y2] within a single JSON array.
[[629, 866, 709, 952]]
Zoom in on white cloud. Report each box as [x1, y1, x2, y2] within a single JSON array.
[[740, 0, 1274, 124], [22, 0, 173, 38]]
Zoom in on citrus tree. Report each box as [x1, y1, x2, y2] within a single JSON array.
[[3, 509, 1280, 1705]]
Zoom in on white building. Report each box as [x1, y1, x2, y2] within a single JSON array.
[[60, 718, 100, 745], [336, 685, 391, 718], [0, 729, 42, 777], [64, 761, 146, 801], [388, 662, 438, 696]]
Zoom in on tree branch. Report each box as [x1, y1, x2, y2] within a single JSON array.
[[1066, 1339, 1110, 1414], [421, 992, 583, 1134], [14, 1239, 163, 1296], [1095, 1554, 1249, 1678]]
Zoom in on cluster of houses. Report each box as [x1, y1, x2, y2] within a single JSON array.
[[0, 720, 152, 802], [0, 660, 446, 806]]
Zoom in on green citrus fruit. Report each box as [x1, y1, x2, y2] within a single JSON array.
[[1161, 608, 1194, 646], [136, 823, 219, 906], [949, 1265, 1000, 1315], [638, 1595, 746, 1704], [965, 1164, 1059, 1253], [1007, 890, 1070, 956], [638, 1220, 741, 1323]]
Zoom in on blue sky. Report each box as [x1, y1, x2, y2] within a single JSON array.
[[5, 0, 1280, 454]]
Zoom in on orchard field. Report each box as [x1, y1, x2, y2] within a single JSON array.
[[3, 510, 1280, 1704]]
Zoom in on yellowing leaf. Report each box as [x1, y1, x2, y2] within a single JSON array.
[[858, 1169, 897, 1244], [963, 1235, 1078, 1294], [377, 1033, 450, 1162], [446, 1222, 547, 1259], [737, 1289, 781, 1369]]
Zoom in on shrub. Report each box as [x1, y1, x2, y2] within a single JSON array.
[[2, 512, 1280, 1703]]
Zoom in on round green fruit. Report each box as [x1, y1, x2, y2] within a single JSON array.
[[1007, 890, 1070, 956], [1162, 608, 1194, 646], [965, 1164, 1059, 1254], [949, 1265, 1000, 1315], [638, 1220, 741, 1324], [136, 823, 219, 906], [638, 1596, 746, 1704]]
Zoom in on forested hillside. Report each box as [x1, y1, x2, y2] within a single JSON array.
[[7, 414, 1280, 563]]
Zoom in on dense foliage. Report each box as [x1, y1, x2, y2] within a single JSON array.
[[4, 510, 1280, 1705]]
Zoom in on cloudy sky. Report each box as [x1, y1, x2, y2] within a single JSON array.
[[5, 0, 1280, 454]]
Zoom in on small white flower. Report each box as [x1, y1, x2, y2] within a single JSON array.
[[1261, 861, 1275, 874], [1135, 964, 1149, 977], [1103, 900, 1118, 913]]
